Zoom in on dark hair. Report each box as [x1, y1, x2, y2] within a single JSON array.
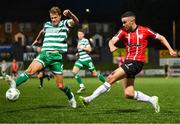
[[77, 29, 86, 33], [121, 11, 136, 18]]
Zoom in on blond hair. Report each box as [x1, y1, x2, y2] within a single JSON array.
[[49, 6, 61, 15]]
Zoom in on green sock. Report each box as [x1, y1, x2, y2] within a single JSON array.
[[1, 71, 6, 79], [74, 73, 83, 85], [98, 73, 106, 83], [61, 86, 72, 100], [16, 72, 30, 86]]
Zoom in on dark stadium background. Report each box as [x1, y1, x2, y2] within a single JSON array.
[[0, 0, 179, 21], [0, 0, 179, 47]]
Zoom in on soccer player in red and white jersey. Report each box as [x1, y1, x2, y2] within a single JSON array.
[[79, 11, 177, 113], [11, 59, 19, 79]]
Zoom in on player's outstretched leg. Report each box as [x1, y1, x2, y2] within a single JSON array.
[[97, 73, 106, 83], [15, 72, 30, 87], [150, 96, 160, 113], [134, 91, 160, 113], [74, 73, 85, 93], [78, 96, 89, 107], [77, 85, 86, 94], [61, 85, 77, 108], [47, 74, 51, 81], [69, 92, 77, 108], [5, 75, 16, 88], [39, 77, 44, 88], [79, 82, 111, 107]]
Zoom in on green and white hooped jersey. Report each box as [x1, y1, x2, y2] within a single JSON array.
[[78, 38, 92, 61], [41, 19, 70, 53]]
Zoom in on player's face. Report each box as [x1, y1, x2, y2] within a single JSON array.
[[50, 13, 61, 26], [121, 16, 135, 31], [77, 31, 84, 40], [36, 47, 41, 53], [13, 59, 16, 63]]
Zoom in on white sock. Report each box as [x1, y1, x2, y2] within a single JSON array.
[[80, 83, 85, 88], [10, 79, 16, 88], [134, 91, 151, 102], [7, 75, 16, 88], [84, 82, 111, 103]]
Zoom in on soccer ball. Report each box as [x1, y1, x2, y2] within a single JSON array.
[[5, 88, 20, 101]]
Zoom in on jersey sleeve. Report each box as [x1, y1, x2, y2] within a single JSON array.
[[115, 29, 125, 40], [85, 39, 90, 47], [43, 22, 50, 32], [64, 19, 73, 28], [146, 27, 158, 39]]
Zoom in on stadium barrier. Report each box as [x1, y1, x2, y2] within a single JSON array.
[[1, 66, 179, 78]]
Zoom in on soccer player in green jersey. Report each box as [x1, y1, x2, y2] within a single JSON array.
[[6, 6, 79, 108], [72, 29, 106, 93], [0, 60, 8, 79]]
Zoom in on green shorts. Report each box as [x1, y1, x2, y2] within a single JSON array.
[[34, 51, 63, 75], [74, 59, 96, 71]]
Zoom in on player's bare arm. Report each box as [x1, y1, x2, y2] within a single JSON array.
[[84, 46, 92, 52], [32, 29, 45, 46], [78, 44, 92, 52], [109, 36, 119, 52], [63, 9, 79, 26], [156, 34, 177, 56]]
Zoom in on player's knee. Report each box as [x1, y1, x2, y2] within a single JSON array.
[[72, 70, 75, 74], [92, 72, 97, 77], [26, 68, 35, 76], [38, 74, 43, 78], [37, 75, 41, 78]]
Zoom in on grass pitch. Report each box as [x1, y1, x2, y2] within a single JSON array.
[[0, 77, 180, 123]]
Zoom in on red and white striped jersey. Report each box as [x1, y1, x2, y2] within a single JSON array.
[[116, 25, 157, 63], [118, 55, 124, 67]]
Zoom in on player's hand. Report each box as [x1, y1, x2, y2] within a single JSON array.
[[109, 46, 118, 52], [109, 36, 118, 52], [169, 49, 177, 57], [63, 9, 71, 17], [77, 45, 84, 49], [75, 53, 79, 57]]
